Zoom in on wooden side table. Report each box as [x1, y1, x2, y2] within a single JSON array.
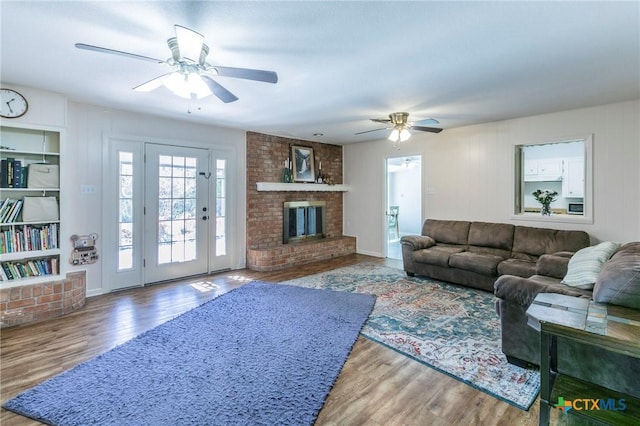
[[526, 293, 640, 426]]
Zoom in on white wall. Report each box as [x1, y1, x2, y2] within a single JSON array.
[[344, 100, 640, 257]]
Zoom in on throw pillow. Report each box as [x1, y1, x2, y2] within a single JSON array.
[[593, 242, 640, 309], [561, 241, 620, 289]]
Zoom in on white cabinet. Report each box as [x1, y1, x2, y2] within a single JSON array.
[[0, 125, 62, 285], [562, 157, 584, 198], [524, 158, 563, 182]]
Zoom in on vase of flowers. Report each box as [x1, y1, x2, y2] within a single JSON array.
[[532, 189, 558, 216]]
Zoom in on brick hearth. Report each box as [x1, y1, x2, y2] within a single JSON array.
[[246, 132, 355, 270]]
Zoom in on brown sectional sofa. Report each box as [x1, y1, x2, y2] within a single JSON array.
[[495, 242, 640, 398], [402, 218, 640, 400], [400, 219, 590, 292]]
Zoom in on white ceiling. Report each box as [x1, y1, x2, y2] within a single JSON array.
[[2, 1, 638, 144]]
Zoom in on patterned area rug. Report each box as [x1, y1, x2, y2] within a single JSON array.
[[283, 262, 540, 410]]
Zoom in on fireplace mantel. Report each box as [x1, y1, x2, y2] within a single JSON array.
[[256, 182, 350, 192]]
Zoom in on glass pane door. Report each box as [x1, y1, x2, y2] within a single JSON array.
[[144, 144, 209, 283], [209, 152, 232, 272]]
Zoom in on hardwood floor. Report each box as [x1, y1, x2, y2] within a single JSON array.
[[1, 254, 544, 425]]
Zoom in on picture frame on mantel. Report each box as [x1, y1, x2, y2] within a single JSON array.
[[291, 145, 316, 182]]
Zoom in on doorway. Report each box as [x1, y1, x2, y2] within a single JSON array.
[[105, 139, 233, 292], [385, 156, 422, 259]]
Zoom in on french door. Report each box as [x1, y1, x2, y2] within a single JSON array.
[[143, 144, 209, 283], [105, 139, 232, 292]]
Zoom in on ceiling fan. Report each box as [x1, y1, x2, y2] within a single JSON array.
[[356, 112, 442, 148], [75, 25, 278, 103]]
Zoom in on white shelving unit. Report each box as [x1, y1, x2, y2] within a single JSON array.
[[0, 125, 62, 287]]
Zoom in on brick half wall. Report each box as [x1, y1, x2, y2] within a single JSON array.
[[0, 271, 87, 327]]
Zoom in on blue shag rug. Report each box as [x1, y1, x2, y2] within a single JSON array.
[[2, 281, 376, 426], [284, 262, 540, 410]]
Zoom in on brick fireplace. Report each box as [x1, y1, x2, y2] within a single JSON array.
[[246, 132, 355, 271]]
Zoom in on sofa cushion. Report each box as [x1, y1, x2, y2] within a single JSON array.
[[468, 222, 515, 251], [422, 219, 470, 245], [413, 246, 466, 268], [512, 226, 590, 257], [497, 258, 536, 278], [468, 245, 512, 259], [449, 252, 504, 276], [561, 241, 620, 289], [593, 242, 640, 309], [535, 254, 571, 279]]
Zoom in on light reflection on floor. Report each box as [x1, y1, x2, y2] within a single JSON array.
[[225, 275, 254, 283], [189, 281, 219, 293]]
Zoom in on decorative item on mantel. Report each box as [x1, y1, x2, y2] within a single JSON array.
[[532, 189, 558, 216], [283, 158, 292, 183], [321, 174, 334, 185], [291, 145, 316, 183], [315, 160, 323, 184]]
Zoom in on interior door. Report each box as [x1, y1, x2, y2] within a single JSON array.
[[144, 144, 210, 283]]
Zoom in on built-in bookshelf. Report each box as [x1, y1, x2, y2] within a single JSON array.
[[0, 125, 62, 286]]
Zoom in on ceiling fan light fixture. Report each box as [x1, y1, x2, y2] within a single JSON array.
[[388, 128, 400, 142], [163, 72, 212, 99], [388, 126, 411, 144]]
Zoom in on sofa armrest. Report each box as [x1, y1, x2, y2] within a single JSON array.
[[535, 254, 571, 279], [400, 235, 436, 251], [550, 251, 575, 258], [494, 275, 587, 308]]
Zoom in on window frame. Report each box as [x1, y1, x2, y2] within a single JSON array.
[[512, 134, 593, 224]]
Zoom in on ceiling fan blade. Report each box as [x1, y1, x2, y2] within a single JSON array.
[[133, 73, 173, 92], [201, 75, 239, 103], [210, 66, 278, 84], [370, 118, 392, 124], [174, 25, 205, 62], [410, 125, 443, 134], [355, 127, 390, 135], [75, 43, 164, 64], [413, 118, 440, 125]]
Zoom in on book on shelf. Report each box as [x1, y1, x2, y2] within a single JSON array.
[[1, 263, 13, 280], [0, 158, 29, 188], [0, 198, 13, 221], [2, 158, 14, 188], [0, 257, 59, 281], [12, 160, 21, 188], [0, 223, 59, 253], [0, 159, 7, 188], [7, 200, 22, 223], [0, 198, 24, 224]]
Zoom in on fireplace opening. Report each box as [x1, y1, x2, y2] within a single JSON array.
[[283, 201, 326, 243]]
